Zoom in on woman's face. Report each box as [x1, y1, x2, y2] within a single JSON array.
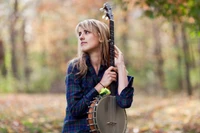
[[78, 27, 100, 54]]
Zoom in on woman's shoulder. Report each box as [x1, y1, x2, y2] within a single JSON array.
[[67, 58, 79, 73], [68, 58, 78, 66]]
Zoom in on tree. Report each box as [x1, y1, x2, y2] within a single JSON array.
[[171, 21, 183, 90], [152, 19, 166, 96], [9, 0, 19, 78], [180, 24, 192, 96], [134, 0, 198, 96], [0, 39, 6, 76]]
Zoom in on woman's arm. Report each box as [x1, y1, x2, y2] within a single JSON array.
[[66, 62, 99, 118], [114, 46, 134, 108], [117, 63, 128, 95], [114, 45, 129, 95]]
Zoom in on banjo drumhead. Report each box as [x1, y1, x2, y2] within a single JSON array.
[[96, 96, 127, 133]]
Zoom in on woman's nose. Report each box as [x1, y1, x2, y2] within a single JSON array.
[[79, 33, 84, 40]]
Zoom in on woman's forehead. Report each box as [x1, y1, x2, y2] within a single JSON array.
[[78, 25, 98, 33], [79, 24, 92, 30], [78, 27, 85, 32]]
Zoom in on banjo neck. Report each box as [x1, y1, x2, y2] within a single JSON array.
[[100, 2, 117, 96], [109, 20, 114, 67], [109, 20, 117, 96]]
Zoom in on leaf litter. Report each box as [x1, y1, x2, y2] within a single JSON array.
[[0, 93, 199, 133]]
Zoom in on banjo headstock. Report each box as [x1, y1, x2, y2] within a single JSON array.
[[100, 3, 113, 21]]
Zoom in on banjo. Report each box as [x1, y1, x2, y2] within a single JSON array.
[[87, 3, 127, 133]]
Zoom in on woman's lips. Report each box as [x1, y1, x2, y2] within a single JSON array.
[[81, 42, 87, 46]]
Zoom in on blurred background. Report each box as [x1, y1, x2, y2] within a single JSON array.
[[0, 0, 200, 133]]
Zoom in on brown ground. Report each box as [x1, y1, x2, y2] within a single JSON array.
[[0, 93, 199, 133]]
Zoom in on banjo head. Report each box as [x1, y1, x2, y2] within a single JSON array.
[[96, 96, 127, 133]]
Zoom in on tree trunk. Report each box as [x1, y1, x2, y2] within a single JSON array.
[[10, 0, 19, 78], [172, 21, 183, 90], [180, 23, 192, 96], [0, 40, 6, 76], [22, 19, 30, 84], [152, 20, 166, 96]]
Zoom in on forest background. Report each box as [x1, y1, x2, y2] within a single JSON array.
[[0, 0, 199, 132]]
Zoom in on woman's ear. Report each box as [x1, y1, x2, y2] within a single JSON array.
[[98, 33, 103, 42], [99, 38, 103, 43]]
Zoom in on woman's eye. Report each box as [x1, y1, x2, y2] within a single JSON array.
[[78, 32, 82, 36], [84, 30, 90, 34]]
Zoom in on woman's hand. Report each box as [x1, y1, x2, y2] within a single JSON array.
[[100, 66, 117, 88], [114, 45, 129, 94], [114, 45, 125, 68]]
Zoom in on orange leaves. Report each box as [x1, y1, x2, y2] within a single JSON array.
[[126, 94, 200, 132], [168, 0, 187, 5], [37, 0, 60, 12], [1, 93, 200, 132], [0, 94, 65, 132]]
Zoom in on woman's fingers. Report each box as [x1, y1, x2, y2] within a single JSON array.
[[101, 66, 118, 86], [107, 68, 117, 81], [107, 74, 117, 82], [107, 66, 117, 72], [114, 45, 122, 54], [114, 46, 125, 67]]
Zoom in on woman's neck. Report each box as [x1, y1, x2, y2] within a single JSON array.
[[89, 52, 101, 74]]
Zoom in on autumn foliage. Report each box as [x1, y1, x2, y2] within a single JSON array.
[[0, 0, 200, 132]]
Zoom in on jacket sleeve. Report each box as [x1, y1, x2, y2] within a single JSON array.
[[116, 76, 134, 108], [65, 62, 99, 118]]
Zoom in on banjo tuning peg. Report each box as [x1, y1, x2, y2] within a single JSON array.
[[99, 8, 104, 12], [102, 14, 106, 19]]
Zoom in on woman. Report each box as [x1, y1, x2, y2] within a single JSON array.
[[62, 19, 134, 133]]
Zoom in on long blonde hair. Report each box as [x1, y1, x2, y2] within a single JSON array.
[[70, 19, 110, 76]]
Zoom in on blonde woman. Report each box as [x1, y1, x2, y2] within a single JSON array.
[[62, 19, 134, 133]]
